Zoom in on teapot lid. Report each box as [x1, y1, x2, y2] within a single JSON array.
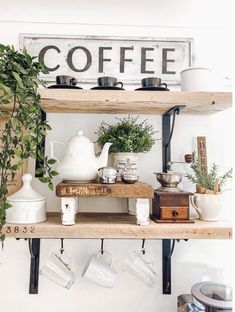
[[7, 173, 45, 202], [70, 130, 91, 144]]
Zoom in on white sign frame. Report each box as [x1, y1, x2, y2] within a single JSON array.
[[20, 34, 193, 85]]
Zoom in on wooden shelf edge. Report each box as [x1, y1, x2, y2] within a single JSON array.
[[37, 89, 232, 115], [2, 213, 232, 240]]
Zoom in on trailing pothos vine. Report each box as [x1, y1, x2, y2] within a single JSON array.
[[0, 44, 58, 243]]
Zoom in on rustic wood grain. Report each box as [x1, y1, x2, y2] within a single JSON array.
[[56, 181, 154, 198], [1, 213, 232, 239], [37, 89, 232, 115]]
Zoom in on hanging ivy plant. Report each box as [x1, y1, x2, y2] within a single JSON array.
[[0, 44, 58, 243]]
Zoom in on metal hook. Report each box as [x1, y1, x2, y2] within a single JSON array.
[[101, 238, 104, 254], [141, 239, 146, 255], [60, 238, 64, 255]]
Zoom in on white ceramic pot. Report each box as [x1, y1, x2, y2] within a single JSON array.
[[112, 153, 139, 180], [190, 193, 221, 221], [6, 174, 46, 224], [180, 67, 213, 91]]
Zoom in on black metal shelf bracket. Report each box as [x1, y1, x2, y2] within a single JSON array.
[[162, 105, 185, 173], [162, 105, 185, 295], [28, 238, 41, 294]]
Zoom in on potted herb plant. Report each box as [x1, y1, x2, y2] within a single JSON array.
[[186, 152, 232, 221], [0, 44, 57, 242], [96, 115, 156, 178]]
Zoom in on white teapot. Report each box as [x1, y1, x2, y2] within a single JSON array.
[[50, 130, 112, 182]]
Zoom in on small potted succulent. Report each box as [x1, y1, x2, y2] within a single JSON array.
[[96, 115, 156, 179], [186, 152, 232, 221]]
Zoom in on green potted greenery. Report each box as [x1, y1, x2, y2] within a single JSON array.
[[96, 115, 156, 178], [186, 152, 232, 221], [185, 152, 232, 194], [0, 44, 57, 242]]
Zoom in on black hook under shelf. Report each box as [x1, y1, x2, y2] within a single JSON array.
[[101, 238, 104, 254], [60, 238, 64, 255], [141, 239, 146, 255]]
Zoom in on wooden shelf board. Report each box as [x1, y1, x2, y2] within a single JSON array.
[[56, 181, 154, 198], [38, 89, 232, 115], [2, 213, 232, 239]]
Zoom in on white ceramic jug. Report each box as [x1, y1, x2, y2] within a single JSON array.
[[51, 130, 112, 182], [190, 193, 221, 221]]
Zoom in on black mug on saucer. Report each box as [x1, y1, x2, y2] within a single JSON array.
[[141, 77, 167, 88], [97, 76, 123, 88], [56, 75, 77, 86]]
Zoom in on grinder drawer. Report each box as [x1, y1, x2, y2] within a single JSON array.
[[158, 195, 189, 207], [160, 206, 189, 220]]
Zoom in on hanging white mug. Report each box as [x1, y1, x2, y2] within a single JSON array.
[[122, 250, 157, 287], [40, 252, 76, 289], [82, 251, 117, 288]]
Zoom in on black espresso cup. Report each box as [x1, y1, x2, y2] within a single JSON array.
[[97, 76, 123, 88], [56, 75, 78, 86], [141, 77, 167, 88]]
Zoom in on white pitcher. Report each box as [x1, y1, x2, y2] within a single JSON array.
[[190, 193, 222, 221]]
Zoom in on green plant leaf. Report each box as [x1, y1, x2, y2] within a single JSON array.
[[47, 159, 57, 165], [12, 71, 24, 89], [39, 177, 50, 183], [0, 83, 12, 94], [51, 170, 59, 176], [0, 234, 6, 242], [48, 182, 53, 191], [14, 63, 27, 75], [3, 202, 12, 209], [11, 164, 19, 171], [35, 168, 44, 175]]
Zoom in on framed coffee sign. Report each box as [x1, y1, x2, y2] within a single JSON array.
[[20, 34, 193, 84]]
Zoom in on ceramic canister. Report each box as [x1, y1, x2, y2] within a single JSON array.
[[180, 67, 214, 91], [6, 173, 46, 224]]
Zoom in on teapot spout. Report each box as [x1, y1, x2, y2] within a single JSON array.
[[97, 142, 112, 168]]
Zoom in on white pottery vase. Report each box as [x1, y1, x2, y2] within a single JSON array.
[[112, 153, 139, 181], [190, 193, 222, 221]]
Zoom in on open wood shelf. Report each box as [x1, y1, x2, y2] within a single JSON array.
[[2, 213, 232, 239], [38, 89, 232, 115]]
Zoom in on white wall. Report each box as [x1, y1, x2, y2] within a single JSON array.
[[0, 1, 232, 311]]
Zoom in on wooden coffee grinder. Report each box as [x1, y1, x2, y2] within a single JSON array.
[[152, 154, 194, 223]]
